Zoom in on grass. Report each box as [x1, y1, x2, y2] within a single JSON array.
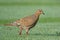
[[0, 0, 60, 40], [0, 17, 60, 24], [0, 23, 60, 40]]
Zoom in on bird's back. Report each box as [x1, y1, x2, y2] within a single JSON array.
[[17, 15, 39, 27]]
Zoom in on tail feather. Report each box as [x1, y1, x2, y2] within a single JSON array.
[[4, 22, 19, 26], [3, 21, 20, 27], [4, 23, 14, 26]]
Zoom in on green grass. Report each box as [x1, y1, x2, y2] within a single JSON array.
[[0, 23, 60, 40], [0, 17, 60, 24], [0, 0, 60, 40]]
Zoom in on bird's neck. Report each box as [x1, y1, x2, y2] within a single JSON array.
[[34, 12, 41, 17]]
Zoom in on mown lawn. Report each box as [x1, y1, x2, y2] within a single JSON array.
[[0, 0, 60, 40], [0, 23, 60, 40]]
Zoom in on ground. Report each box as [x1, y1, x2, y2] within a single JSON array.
[[0, 0, 60, 40]]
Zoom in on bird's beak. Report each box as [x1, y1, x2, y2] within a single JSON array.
[[43, 13, 45, 15]]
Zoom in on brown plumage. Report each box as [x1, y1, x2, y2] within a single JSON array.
[[4, 9, 45, 35]]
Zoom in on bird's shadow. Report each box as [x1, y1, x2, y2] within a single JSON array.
[[29, 33, 60, 36]]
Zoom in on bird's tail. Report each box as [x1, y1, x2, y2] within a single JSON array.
[[4, 23, 14, 26], [4, 22, 17, 26]]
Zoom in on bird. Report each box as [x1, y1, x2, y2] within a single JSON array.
[[4, 9, 45, 35]]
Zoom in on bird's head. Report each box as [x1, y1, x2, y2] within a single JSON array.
[[36, 9, 45, 15]]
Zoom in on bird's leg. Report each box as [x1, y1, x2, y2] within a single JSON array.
[[26, 27, 29, 35], [19, 26, 23, 35]]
